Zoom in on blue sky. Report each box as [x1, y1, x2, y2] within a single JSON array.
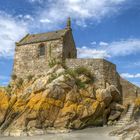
[[0, 0, 140, 87]]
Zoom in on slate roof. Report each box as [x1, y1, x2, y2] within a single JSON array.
[[17, 29, 67, 46]]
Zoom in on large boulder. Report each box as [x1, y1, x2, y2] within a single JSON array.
[[107, 85, 121, 102], [96, 88, 112, 106], [0, 66, 124, 136]]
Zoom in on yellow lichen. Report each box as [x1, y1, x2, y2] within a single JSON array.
[[82, 98, 95, 106], [92, 101, 100, 110], [0, 92, 9, 110], [27, 92, 43, 110], [61, 103, 78, 115], [135, 98, 140, 107], [77, 104, 85, 116]]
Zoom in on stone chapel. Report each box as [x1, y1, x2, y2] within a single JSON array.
[[13, 18, 77, 77]]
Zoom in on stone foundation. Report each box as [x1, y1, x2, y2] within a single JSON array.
[[66, 58, 121, 90], [12, 57, 140, 104]]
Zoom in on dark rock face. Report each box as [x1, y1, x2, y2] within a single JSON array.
[[108, 111, 121, 121], [0, 65, 124, 136]]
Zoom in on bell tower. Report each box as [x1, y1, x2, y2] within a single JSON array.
[[66, 17, 71, 29]]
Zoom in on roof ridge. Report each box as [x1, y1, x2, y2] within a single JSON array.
[[30, 29, 67, 36], [16, 34, 30, 45], [16, 28, 69, 46]]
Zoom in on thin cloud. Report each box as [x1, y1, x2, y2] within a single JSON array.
[[78, 39, 140, 58], [106, 39, 140, 57], [0, 0, 135, 58], [99, 41, 109, 46], [121, 73, 140, 78], [31, 0, 128, 29], [27, 0, 43, 3], [134, 62, 140, 67], [77, 46, 110, 58], [91, 41, 97, 45]]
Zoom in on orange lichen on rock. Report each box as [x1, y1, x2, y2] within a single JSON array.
[[0, 66, 125, 135], [27, 92, 43, 110], [0, 92, 9, 110], [135, 98, 140, 107]]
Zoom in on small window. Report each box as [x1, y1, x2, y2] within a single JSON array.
[[39, 43, 45, 56]]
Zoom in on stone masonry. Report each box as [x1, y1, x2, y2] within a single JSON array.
[[13, 18, 77, 78], [12, 18, 140, 105], [120, 78, 140, 105], [66, 58, 121, 90]]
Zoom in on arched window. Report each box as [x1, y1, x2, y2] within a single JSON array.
[[39, 43, 45, 56]]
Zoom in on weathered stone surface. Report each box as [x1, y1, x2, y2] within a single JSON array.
[[110, 121, 140, 140], [0, 66, 124, 136], [120, 77, 140, 105], [13, 27, 77, 78], [3, 18, 140, 138], [66, 59, 120, 90], [96, 88, 112, 106]]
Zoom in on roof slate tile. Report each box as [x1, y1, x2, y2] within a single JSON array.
[[17, 29, 67, 45]]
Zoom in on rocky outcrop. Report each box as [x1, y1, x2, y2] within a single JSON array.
[[110, 105, 140, 140], [0, 65, 124, 136], [110, 121, 140, 140]]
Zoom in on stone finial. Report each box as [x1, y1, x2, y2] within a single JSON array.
[[66, 17, 71, 29]]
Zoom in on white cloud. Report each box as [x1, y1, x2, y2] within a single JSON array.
[[28, 0, 43, 3], [78, 38, 140, 59], [31, 0, 127, 29], [121, 73, 140, 87], [0, 0, 134, 58], [106, 39, 140, 57], [0, 12, 28, 58], [24, 15, 34, 21], [121, 73, 140, 79], [99, 41, 109, 46], [40, 18, 52, 23], [77, 46, 110, 58]]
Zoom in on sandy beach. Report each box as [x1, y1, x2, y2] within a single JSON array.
[[0, 127, 119, 140]]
